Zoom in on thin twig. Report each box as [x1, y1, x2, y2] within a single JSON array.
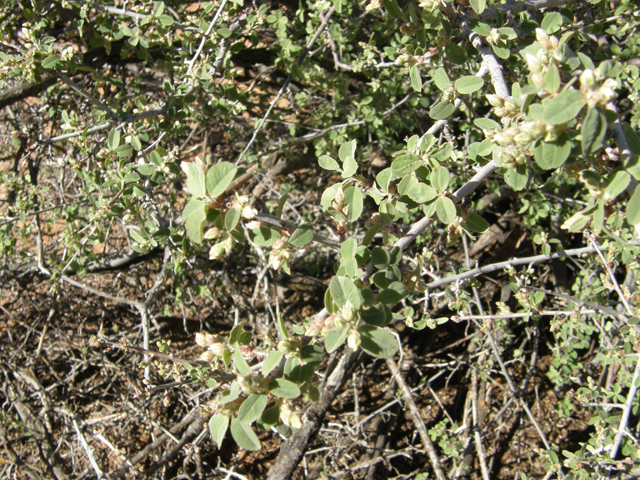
[[235, 6, 336, 165], [187, 0, 229, 76], [426, 246, 600, 289], [609, 358, 640, 460], [385, 357, 446, 480], [586, 230, 634, 315]]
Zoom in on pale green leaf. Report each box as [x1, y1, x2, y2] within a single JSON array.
[[230, 418, 261, 451]]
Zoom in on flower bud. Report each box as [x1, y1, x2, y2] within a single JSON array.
[[536, 28, 549, 48], [487, 28, 500, 45], [526, 53, 542, 74], [486, 94, 505, 108], [580, 69, 596, 90], [347, 330, 361, 350], [204, 227, 221, 240], [209, 241, 226, 260], [242, 205, 257, 220]]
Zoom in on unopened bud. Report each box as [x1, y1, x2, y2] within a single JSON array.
[[486, 94, 505, 108], [526, 53, 542, 74], [580, 69, 595, 90], [209, 241, 226, 260], [347, 330, 361, 350], [536, 28, 549, 48], [204, 227, 221, 240]]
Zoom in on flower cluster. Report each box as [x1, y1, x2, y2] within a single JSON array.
[[305, 302, 362, 350], [579, 69, 618, 107], [195, 332, 228, 361], [269, 237, 293, 270], [526, 29, 563, 91]]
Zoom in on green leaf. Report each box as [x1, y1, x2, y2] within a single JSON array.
[[543, 89, 586, 125], [229, 323, 244, 345], [371, 247, 390, 269], [504, 165, 530, 191], [468, 19, 491, 37], [206, 162, 238, 199], [108, 128, 121, 150], [319, 155, 340, 171], [268, 378, 301, 399], [260, 405, 280, 428], [234, 344, 251, 376], [230, 418, 261, 451], [469, 0, 485, 14], [341, 238, 357, 260], [339, 139, 357, 163], [561, 210, 591, 232], [262, 351, 284, 377], [392, 154, 422, 174], [289, 223, 314, 248], [627, 185, 640, 225], [209, 414, 229, 449], [219, 380, 240, 404], [410, 65, 422, 92], [276, 313, 290, 341], [376, 168, 394, 191], [249, 226, 280, 246], [218, 27, 232, 38], [158, 14, 174, 26], [184, 162, 207, 198], [435, 197, 456, 224], [301, 344, 324, 366], [284, 356, 301, 382], [534, 133, 572, 170], [474, 118, 501, 130], [581, 107, 607, 156], [604, 170, 630, 200], [432, 67, 450, 91], [129, 135, 142, 151], [408, 183, 437, 203], [42, 54, 60, 69], [325, 326, 348, 353], [237, 394, 268, 425], [361, 304, 392, 326], [363, 224, 384, 246], [491, 44, 510, 59], [464, 213, 490, 233], [344, 186, 363, 222], [454, 76, 484, 95], [330, 276, 361, 309], [429, 101, 456, 120], [342, 156, 358, 178], [542, 12, 563, 34], [276, 193, 288, 219], [182, 198, 207, 244], [544, 64, 561, 93], [378, 282, 407, 305], [623, 123, 640, 156], [225, 208, 241, 231], [431, 166, 450, 192], [444, 43, 467, 64], [359, 326, 398, 358]]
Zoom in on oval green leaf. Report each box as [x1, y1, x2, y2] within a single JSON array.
[[429, 101, 456, 120], [359, 326, 399, 358], [534, 133, 572, 170], [230, 417, 261, 451], [543, 89, 586, 125], [268, 378, 301, 399], [454, 76, 484, 95], [289, 223, 314, 248], [209, 414, 229, 449], [435, 197, 457, 224], [237, 394, 268, 425]]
